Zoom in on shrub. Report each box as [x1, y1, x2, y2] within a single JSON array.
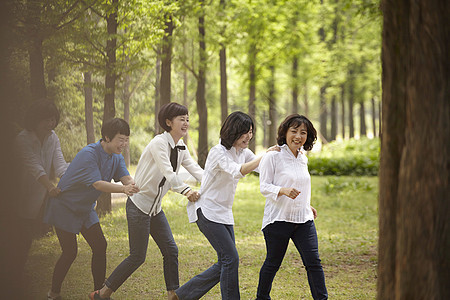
[[308, 138, 380, 176]]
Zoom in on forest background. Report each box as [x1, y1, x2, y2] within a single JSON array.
[[3, 0, 381, 167]]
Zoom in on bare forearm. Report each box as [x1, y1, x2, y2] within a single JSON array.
[[240, 156, 262, 176], [92, 181, 127, 194]]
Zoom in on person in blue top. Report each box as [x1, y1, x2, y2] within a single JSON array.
[[44, 118, 140, 300]]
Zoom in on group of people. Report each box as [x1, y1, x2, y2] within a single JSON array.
[[16, 100, 328, 300]]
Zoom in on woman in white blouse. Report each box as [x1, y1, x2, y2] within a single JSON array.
[[256, 114, 328, 300], [91, 103, 203, 300], [172, 111, 277, 300]]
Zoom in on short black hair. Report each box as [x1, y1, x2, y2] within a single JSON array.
[[24, 99, 60, 131], [101, 118, 130, 141], [158, 102, 189, 132], [277, 114, 317, 151], [220, 111, 254, 150]]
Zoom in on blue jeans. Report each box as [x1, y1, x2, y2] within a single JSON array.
[[176, 208, 240, 300], [256, 221, 328, 300], [105, 197, 179, 291]]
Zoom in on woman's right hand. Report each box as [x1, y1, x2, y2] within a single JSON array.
[[123, 183, 140, 196], [186, 190, 200, 202], [279, 187, 300, 199]]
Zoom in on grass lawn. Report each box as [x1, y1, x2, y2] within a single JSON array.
[[24, 175, 378, 299]]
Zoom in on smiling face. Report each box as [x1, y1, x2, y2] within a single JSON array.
[[232, 127, 253, 150], [166, 114, 189, 141], [286, 123, 307, 156], [104, 133, 129, 155]]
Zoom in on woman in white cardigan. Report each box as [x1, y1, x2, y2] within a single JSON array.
[[256, 114, 328, 300], [91, 103, 203, 300]]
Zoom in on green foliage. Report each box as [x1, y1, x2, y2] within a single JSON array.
[[308, 138, 380, 176], [25, 175, 377, 299]]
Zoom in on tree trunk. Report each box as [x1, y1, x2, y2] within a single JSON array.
[[219, 0, 228, 125], [330, 95, 337, 141], [371, 97, 377, 137], [27, 0, 46, 101], [123, 73, 131, 167], [220, 47, 228, 125], [378, 1, 450, 299], [340, 83, 345, 139], [99, 0, 118, 215], [196, 9, 208, 168], [102, 0, 118, 124], [268, 64, 277, 146], [84, 71, 95, 144], [348, 69, 355, 138], [160, 14, 173, 107], [359, 101, 366, 137], [248, 47, 257, 152], [292, 56, 298, 114], [303, 82, 309, 117], [319, 85, 328, 142], [154, 54, 161, 135]]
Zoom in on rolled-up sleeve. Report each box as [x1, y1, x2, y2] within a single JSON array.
[[259, 153, 281, 202]]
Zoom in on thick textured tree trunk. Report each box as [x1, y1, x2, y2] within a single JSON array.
[[196, 11, 208, 168], [359, 101, 366, 137], [160, 15, 173, 107], [268, 65, 277, 146], [378, 1, 449, 299], [84, 71, 95, 144]]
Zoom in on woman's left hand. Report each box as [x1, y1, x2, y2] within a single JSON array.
[[266, 145, 281, 152], [311, 206, 317, 219]]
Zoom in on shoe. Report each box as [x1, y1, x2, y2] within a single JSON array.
[[47, 291, 62, 300], [88, 290, 111, 300]]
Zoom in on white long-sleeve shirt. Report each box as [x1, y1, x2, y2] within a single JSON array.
[[131, 131, 203, 216], [259, 144, 314, 230], [15, 130, 69, 219], [187, 143, 256, 225]]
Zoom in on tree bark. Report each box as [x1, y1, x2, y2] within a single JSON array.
[[196, 9, 208, 168], [319, 85, 328, 142], [154, 54, 161, 135], [371, 97, 377, 137], [83, 71, 95, 144], [340, 83, 345, 139], [160, 14, 173, 107], [219, 0, 228, 125], [359, 101, 366, 137], [102, 0, 118, 124], [292, 56, 298, 114], [378, 1, 450, 299], [303, 82, 309, 117], [123, 73, 131, 167], [268, 64, 277, 146], [248, 47, 257, 152], [330, 95, 337, 141], [348, 69, 355, 138]]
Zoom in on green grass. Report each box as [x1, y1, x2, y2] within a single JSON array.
[[24, 175, 378, 299]]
